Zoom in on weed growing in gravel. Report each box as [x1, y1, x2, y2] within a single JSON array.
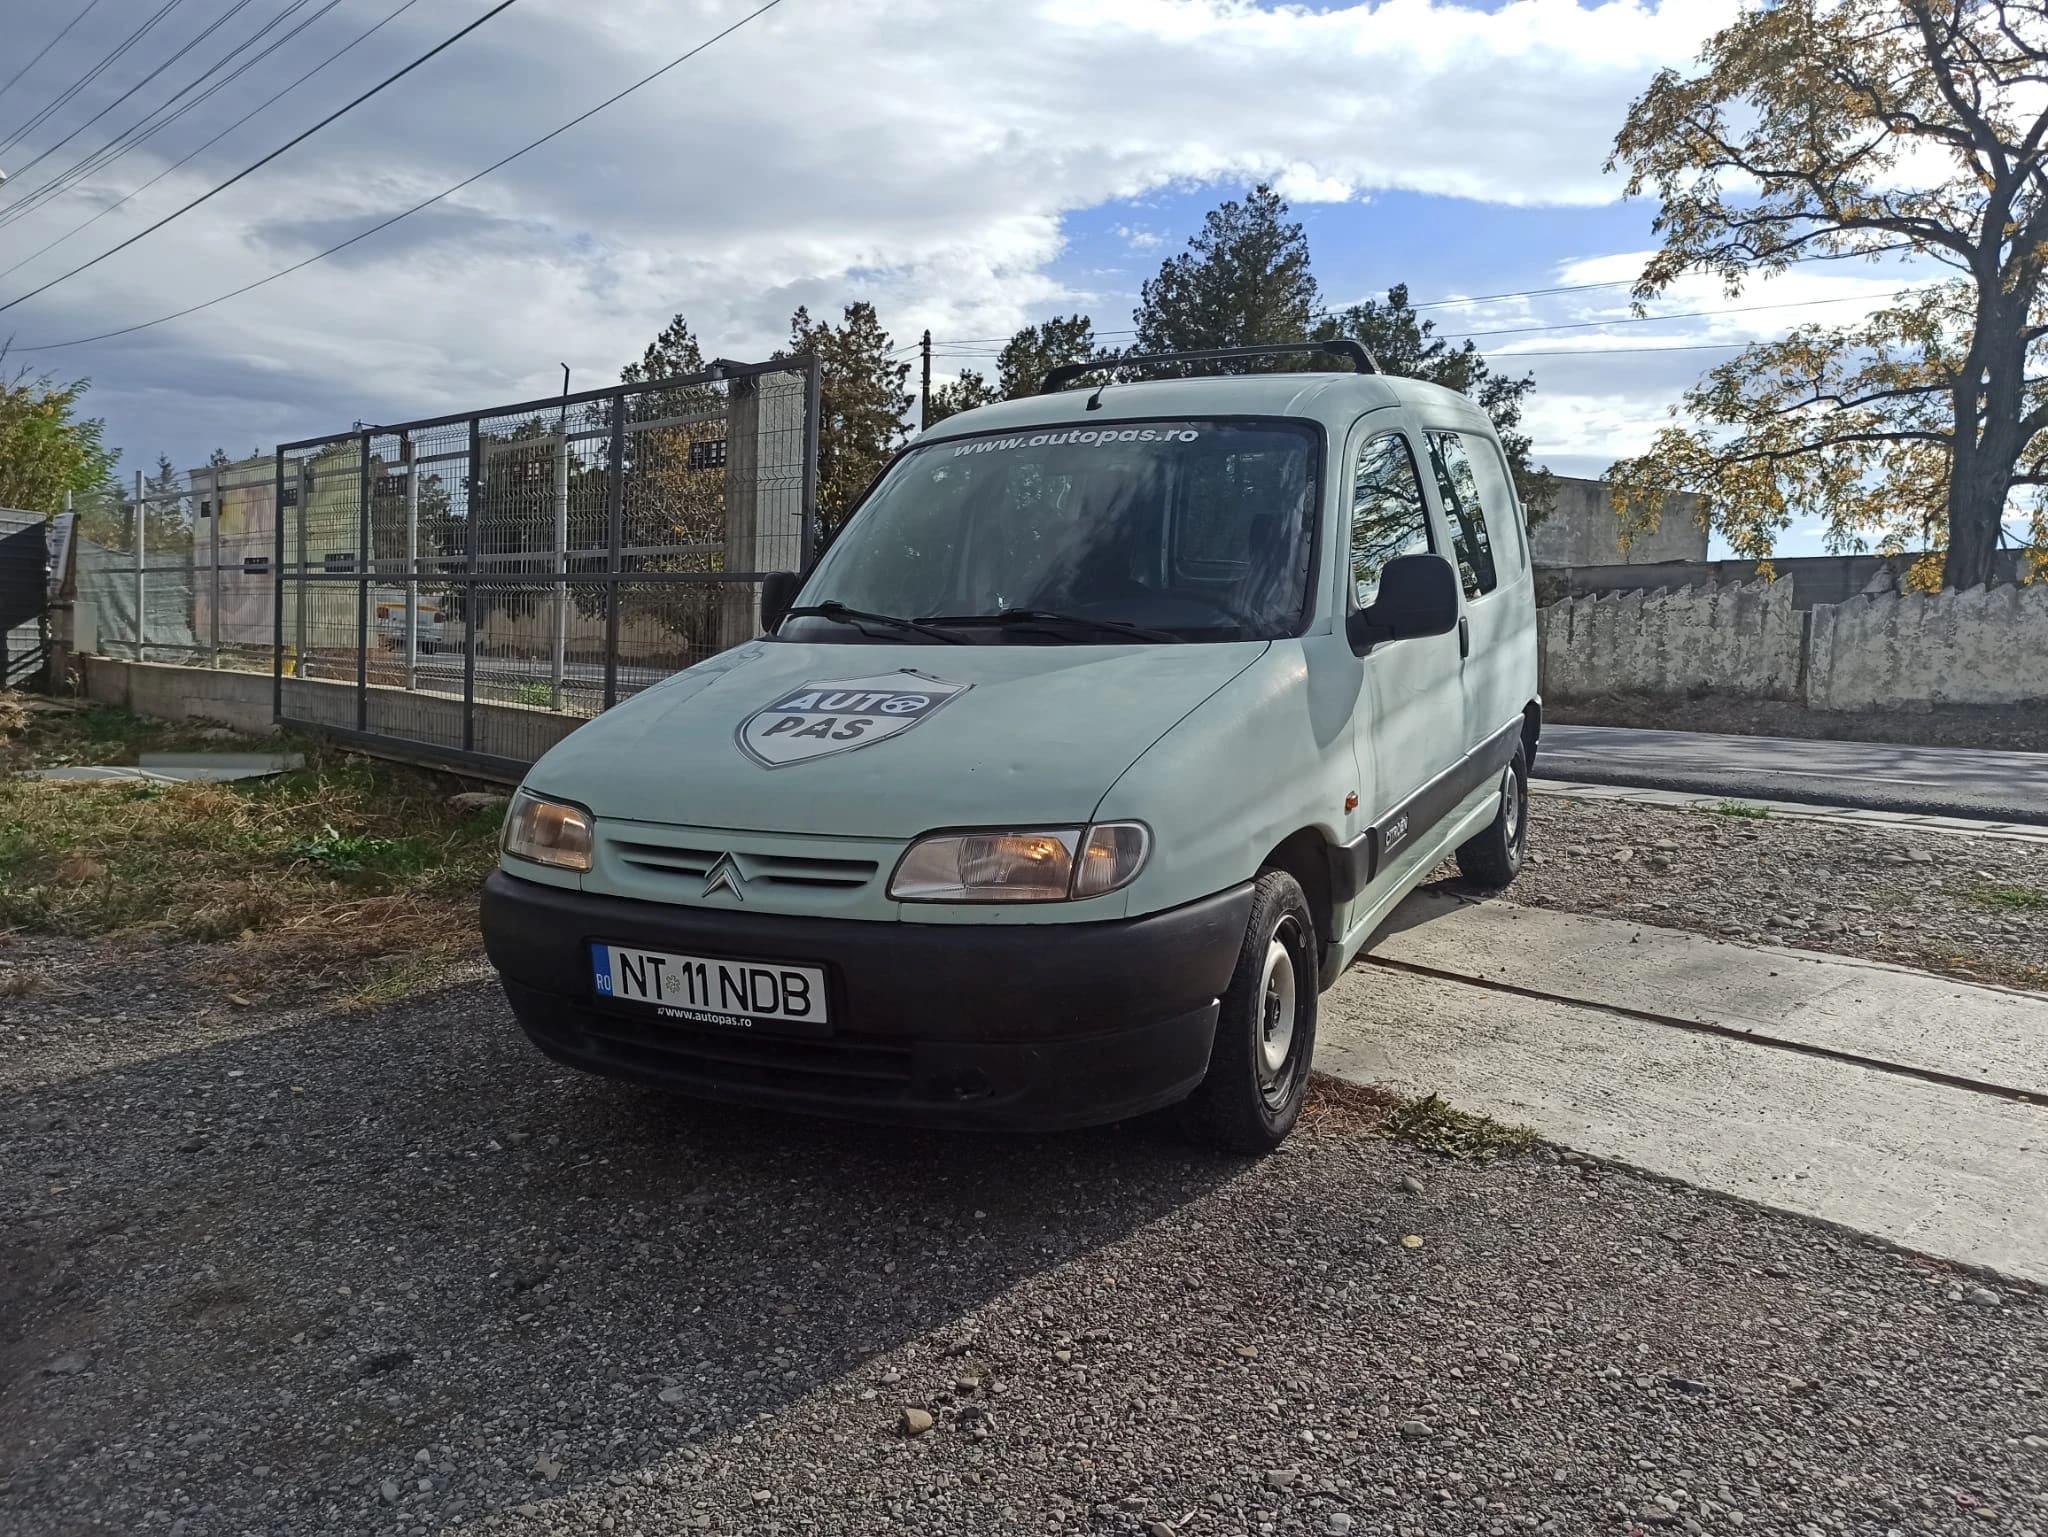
[[1384, 1092, 1534, 1161], [1971, 883, 2048, 912], [1705, 799, 1773, 819]]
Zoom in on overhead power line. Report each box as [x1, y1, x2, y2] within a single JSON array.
[[0, 0, 109, 116], [0, 0, 527, 319], [0, 0, 345, 237], [0, 0, 422, 283], [11, 0, 789, 352], [0, 0, 190, 159], [2, 0, 270, 190]]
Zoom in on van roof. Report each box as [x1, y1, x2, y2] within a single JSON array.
[[914, 370, 1486, 442]]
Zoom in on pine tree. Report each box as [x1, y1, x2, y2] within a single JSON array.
[[1132, 186, 1318, 364], [784, 302, 912, 526]]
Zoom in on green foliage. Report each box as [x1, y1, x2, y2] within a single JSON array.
[[288, 824, 437, 880], [1605, 0, 2048, 588], [926, 368, 998, 425], [0, 362, 118, 516], [1972, 883, 2047, 911], [1133, 185, 1319, 360], [926, 315, 1107, 423], [514, 680, 555, 708], [783, 301, 912, 528], [622, 312, 707, 385], [1705, 799, 1773, 819], [1316, 285, 1556, 522]]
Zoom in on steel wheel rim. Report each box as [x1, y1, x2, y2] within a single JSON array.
[[1502, 766, 1522, 842], [1257, 917, 1302, 1104]]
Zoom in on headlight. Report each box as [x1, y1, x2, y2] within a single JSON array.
[[502, 789, 594, 872], [889, 822, 1149, 903]]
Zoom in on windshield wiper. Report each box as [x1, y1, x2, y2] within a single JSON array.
[[918, 608, 1181, 643], [777, 601, 965, 644]]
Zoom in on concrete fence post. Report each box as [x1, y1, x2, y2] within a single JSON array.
[[133, 468, 146, 663]]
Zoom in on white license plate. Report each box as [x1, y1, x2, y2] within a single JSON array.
[[590, 943, 828, 1030]]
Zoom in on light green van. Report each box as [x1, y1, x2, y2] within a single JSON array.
[[482, 342, 1540, 1151]]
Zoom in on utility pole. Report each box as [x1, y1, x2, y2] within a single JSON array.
[[919, 328, 932, 432]]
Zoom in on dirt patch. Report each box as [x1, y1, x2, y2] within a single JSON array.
[[1508, 795, 2048, 991], [1549, 691, 2048, 753]]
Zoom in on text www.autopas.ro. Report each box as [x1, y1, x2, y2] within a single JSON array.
[[950, 426, 1203, 456]]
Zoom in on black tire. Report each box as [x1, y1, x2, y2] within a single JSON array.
[[1179, 869, 1318, 1154], [1456, 743, 1529, 889]]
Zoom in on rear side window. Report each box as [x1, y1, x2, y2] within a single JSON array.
[[1426, 431, 1497, 598], [1349, 431, 1432, 609], [1462, 434, 1527, 571]]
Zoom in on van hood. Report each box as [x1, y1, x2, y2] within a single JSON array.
[[526, 639, 1270, 838]]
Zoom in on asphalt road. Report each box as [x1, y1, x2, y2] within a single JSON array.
[[1539, 723, 2048, 825]]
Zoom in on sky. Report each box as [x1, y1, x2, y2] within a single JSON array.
[[0, 0, 1960, 557]]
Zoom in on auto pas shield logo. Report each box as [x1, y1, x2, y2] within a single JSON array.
[[735, 671, 971, 768]]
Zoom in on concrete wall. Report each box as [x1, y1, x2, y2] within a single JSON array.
[[1535, 549, 2030, 611], [77, 656, 586, 778], [1540, 578, 2048, 711], [1808, 582, 2048, 711], [1538, 580, 1806, 700], [1527, 476, 1709, 569]]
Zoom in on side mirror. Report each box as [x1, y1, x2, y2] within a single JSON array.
[[759, 571, 800, 633], [1348, 553, 1460, 653]]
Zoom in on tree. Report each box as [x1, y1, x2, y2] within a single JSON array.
[[1605, 0, 2048, 588], [0, 363, 116, 517], [618, 312, 724, 556], [1315, 286, 1557, 520], [926, 369, 998, 425], [925, 314, 1104, 422], [783, 301, 912, 526], [1132, 185, 1319, 361], [622, 312, 706, 386]]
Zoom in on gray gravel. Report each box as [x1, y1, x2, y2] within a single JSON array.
[[5, 939, 2047, 1536], [1511, 797, 2048, 992]]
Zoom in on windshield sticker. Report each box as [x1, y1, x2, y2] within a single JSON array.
[[951, 426, 1203, 457], [735, 671, 971, 769]]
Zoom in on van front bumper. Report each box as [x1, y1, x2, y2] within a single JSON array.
[[480, 871, 1253, 1132]]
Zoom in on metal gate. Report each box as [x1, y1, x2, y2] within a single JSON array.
[[0, 508, 50, 689], [273, 356, 820, 778]]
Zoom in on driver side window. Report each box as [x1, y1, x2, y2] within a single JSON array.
[[1350, 431, 1432, 610]]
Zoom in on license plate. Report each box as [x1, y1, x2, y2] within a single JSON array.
[[590, 943, 829, 1031]]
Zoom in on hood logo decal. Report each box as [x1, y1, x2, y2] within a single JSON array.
[[735, 670, 972, 769]]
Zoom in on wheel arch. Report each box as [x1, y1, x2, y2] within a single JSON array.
[[1256, 827, 1336, 981]]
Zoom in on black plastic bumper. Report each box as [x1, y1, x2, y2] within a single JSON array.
[[480, 872, 1253, 1131]]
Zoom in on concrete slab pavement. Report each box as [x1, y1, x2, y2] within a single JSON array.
[[1319, 892, 2048, 1284]]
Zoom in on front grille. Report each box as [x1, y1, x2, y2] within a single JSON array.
[[609, 840, 878, 891], [578, 1009, 913, 1101]]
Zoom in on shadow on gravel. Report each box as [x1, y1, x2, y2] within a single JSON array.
[[1, 977, 1240, 1528]]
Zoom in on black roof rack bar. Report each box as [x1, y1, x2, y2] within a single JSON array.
[[1040, 339, 1380, 395]]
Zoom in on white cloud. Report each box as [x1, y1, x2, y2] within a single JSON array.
[[0, 0, 1744, 458]]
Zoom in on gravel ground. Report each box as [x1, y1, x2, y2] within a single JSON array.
[[6, 938, 2047, 1537], [1547, 694, 2048, 755], [1509, 797, 2048, 992]]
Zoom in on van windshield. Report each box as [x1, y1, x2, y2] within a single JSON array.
[[781, 419, 1319, 644]]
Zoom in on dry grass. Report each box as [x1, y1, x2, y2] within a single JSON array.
[[0, 692, 503, 990], [1300, 1074, 1536, 1161]]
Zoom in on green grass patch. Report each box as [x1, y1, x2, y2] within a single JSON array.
[[1971, 883, 2048, 912], [0, 691, 503, 980], [1704, 799, 1773, 819]]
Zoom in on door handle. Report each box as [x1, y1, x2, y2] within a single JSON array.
[[1458, 616, 1470, 658]]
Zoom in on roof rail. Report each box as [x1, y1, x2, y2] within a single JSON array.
[[1039, 339, 1381, 395]]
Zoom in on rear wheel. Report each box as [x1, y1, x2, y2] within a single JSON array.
[[1180, 869, 1318, 1153], [1456, 744, 1529, 889]]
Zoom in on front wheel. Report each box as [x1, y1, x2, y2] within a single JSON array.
[[1456, 744, 1529, 889], [1179, 869, 1318, 1153]]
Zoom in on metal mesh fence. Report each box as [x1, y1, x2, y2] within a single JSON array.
[[273, 356, 819, 776], [74, 454, 281, 671]]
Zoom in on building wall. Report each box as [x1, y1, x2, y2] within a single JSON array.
[[1527, 476, 1709, 569], [1808, 583, 2048, 711]]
